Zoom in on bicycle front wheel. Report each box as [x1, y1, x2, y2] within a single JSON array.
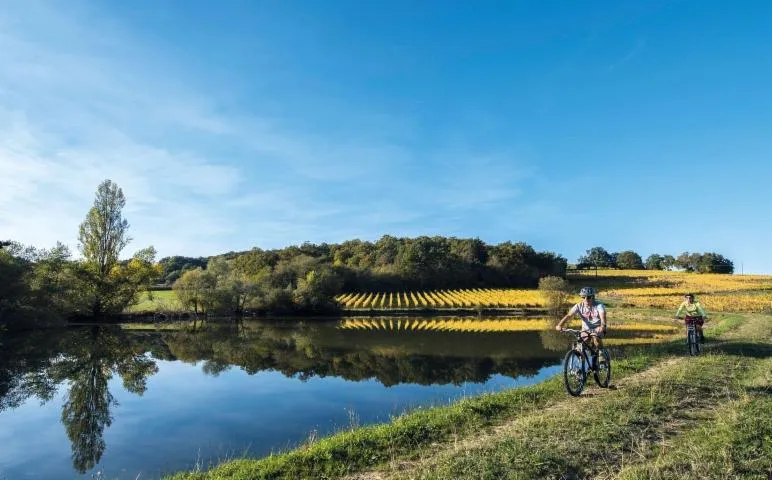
[[563, 349, 586, 396], [593, 348, 611, 387], [688, 329, 699, 356]]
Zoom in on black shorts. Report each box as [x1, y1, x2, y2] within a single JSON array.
[[581, 328, 605, 340]]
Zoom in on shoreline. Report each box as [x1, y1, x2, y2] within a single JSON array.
[[164, 311, 771, 480], [72, 307, 549, 324]]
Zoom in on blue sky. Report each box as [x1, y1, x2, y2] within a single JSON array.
[[1, 0, 770, 272]]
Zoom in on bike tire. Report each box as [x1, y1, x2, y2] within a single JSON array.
[[688, 329, 698, 356], [563, 349, 586, 396], [593, 348, 611, 387]]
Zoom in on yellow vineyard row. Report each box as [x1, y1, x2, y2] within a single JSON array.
[[610, 292, 772, 313], [572, 270, 772, 313], [335, 289, 545, 310], [603, 335, 678, 346], [336, 270, 772, 313], [576, 269, 772, 293]]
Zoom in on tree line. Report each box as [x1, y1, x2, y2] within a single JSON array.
[[576, 247, 734, 273], [168, 236, 568, 315], [0, 179, 566, 323], [1, 178, 736, 327]]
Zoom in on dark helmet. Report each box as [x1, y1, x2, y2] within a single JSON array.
[[579, 286, 596, 298], [684, 293, 695, 299]]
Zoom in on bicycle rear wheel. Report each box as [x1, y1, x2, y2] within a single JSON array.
[[563, 349, 586, 396], [593, 348, 611, 387]]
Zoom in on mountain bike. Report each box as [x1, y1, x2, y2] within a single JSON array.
[[677, 317, 702, 356], [560, 328, 611, 396]]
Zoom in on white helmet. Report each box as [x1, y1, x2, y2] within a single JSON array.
[[579, 286, 596, 297]]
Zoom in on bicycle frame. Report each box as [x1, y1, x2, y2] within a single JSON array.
[[686, 322, 700, 355], [563, 328, 598, 371], [677, 316, 702, 356]]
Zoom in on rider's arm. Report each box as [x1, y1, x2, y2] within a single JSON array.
[[696, 302, 707, 318], [555, 305, 577, 331], [599, 308, 607, 333], [674, 302, 685, 318]]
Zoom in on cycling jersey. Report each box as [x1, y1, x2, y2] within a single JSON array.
[[675, 301, 706, 318], [569, 301, 606, 330]]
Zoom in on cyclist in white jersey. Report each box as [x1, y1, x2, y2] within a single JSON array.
[[555, 286, 607, 351]]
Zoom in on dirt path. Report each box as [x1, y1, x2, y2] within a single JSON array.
[[345, 356, 688, 480]]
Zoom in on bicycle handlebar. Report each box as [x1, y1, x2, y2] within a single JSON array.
[[561, 328, 583, 334], [560, 327, 604, 339]]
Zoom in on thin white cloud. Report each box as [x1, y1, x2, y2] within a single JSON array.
[[606, 38, 647, 72], [0, 0, 549, 259]]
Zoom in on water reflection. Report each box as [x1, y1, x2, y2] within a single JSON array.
[[0, 317, 676, 477], [2, 326, 159, 473], [59, 326, 158, 472]]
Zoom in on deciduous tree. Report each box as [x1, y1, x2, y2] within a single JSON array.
[[645, 254, 664, 270], [616, 250, 644, 269], [76, 180, 157, 316], [578, 247, 614, 271]]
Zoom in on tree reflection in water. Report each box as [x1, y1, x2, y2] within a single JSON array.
[[57, 326, 159, 472], [1, 325, 159, 473], [156, 320, 560, 386], [0, 318, 577, 475]]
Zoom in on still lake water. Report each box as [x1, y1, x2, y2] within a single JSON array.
[[0, 318, 661, 479]]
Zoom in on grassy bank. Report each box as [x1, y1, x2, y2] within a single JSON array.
[[165, 312, 769, 480], [399, 353, 770, 480], [126, 289, 180, 312]]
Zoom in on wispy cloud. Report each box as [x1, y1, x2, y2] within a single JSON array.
[[606, 38, 647, 72], [0, 0, 550, 258]]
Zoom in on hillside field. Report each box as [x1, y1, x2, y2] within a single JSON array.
[[335, 269, 772, 313]]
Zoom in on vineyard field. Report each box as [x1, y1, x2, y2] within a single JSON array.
[[335, 288, 544, 310], [570, 269, 772, 312], [337, 270, 772, 313]]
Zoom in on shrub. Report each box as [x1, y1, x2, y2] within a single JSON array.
[[538, 276, 571, 317]]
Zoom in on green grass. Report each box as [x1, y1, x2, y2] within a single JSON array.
[[405, 314, 771, 480], [126, 289, 182, 313], [704, 312, 747, 338], [163, 313, 759, 480], [410, 354, 769, 480], [615, 358, 772, 480]]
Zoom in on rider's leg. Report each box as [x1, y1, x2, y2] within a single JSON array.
[[698, 318, 705, 342], [684, 320, 690, 344], [591, 334, 605, 368], [579, 330, 590, 353]]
